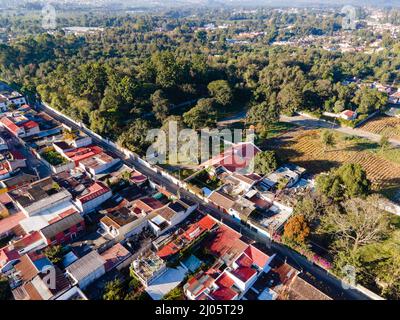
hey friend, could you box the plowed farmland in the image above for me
[359,116,400,141]
[271,129,400,191]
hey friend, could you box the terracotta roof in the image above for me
[157,206,177,222]
[244,245,270,270]
[201,142,260,173]
[231,266,257,283]
[235,253,253,268]
[157,242,180,259]
[15,254,40,282]
[0,211,25,236]
[21,120,38,130]
[12,231,43,251]
[183,215,216,241]
[77,182,110,204]
[210,287,238,300]
[215,272,235,288]
[100,216,121,230]
[133,197,163,213]
[100,243,131,272]
[208,225,247,261]
[286,277,332,300]
[1,117,20,135]
[65,145,103,163]
[130,170,148,184]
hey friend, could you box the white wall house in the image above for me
[75,182,112,214]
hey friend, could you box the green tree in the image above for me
[103,279,125,301]
[183,98,216,130]
[352,87,388,114]
[151,89,170,122]
[316,163,371,201]
[207,80,233,108]
[253,151,278,175]
[117,119,152,154]
[44,245,63,264]
[320,130,336,151]
[379,134,390,152]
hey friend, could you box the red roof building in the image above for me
[201,142,261,174]
[65,145,103,166]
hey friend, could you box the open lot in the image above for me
[270,129,400,199]
[359,115,400,141]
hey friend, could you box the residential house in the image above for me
[149,200,198,236]
[56,286,88,300]
[0,116,40,138]
[66,250,106,289]
[100,243,132,272]
[340,110,358,121]
[78,152,120,177]
[40,210,85,245]
[0,90,26,111]
[75,181,112,214]
[183,223,275,300]
[131,252,167,287]
[201,142,261,174]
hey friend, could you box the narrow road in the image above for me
[39,103,372,300]
[281,114,400,147]
[217,111,400,147]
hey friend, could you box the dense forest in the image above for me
[1,9,398,153]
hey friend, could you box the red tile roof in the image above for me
[235,253,253,268]
[201,142,260,173]
[208,225,248,261]
[1,117,20,135]
[65,145,103,164]
[77,182,110,204]
[133,197,164,213]
[183,215,216,241]
[0,246,20,267]
[210,287,238,300]
[231,266,257,283]
[20,120,39,130]
[244,245,270,270]
[0,211,26,236]
[12,231,43,251]
[101,243,131,272]
[130,170,148,184]
[215,272,235,289]
[157,242,180,259]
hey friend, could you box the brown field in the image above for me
[359,116,400,141]
[271,129,400,192]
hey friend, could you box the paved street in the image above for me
[217,111,400,147]
[39,103,372,300]
[280,114,400,147]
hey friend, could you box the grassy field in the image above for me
[271,129,400,200]
[359,115,400,141]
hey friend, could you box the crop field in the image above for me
[271,129,400,195]
[359,116,400,141]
